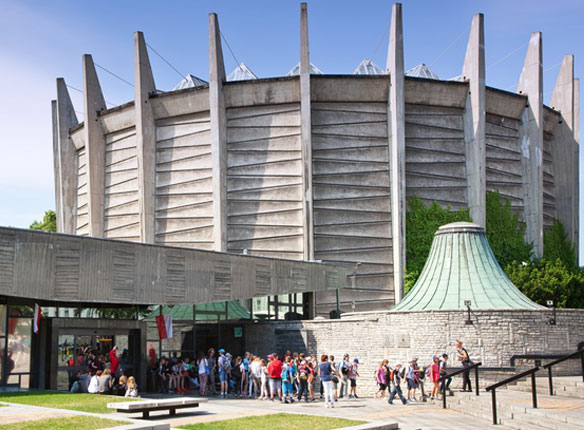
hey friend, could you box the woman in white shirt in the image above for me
[88,370,101,394]
[197,352,209,396]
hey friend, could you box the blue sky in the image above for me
[0,0,582,253]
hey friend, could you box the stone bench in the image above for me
[107,397,207,419]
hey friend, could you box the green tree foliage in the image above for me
[543,219,577,270]
[506,259,584,309]
[30,210,57,232]
[405,197,471,286]
[485,192,532,268]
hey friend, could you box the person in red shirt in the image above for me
[267,353,283,401]
[109,346,119,378]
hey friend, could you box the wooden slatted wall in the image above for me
[154,112,214,250]
[312,102,393,312]
[104,127,140,240]
[543,132,556,229]
[76,147,89,236]
[485,113,524,214]
[226,103,304,259]
[405,104,467,209]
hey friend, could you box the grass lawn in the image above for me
[0,416,123,430]
[178,413,367,430]
[0,391,136,414]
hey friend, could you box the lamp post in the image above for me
[464,300,473,325]
[547,300,556,325]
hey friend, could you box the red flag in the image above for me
[156,314,173,340]
[33,303,41,334]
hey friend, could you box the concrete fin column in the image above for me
[550,55,576,245]
[386,2,405,304]
[82,54,107,238]
[54,78,79,234]
[51,101,60,232]
[134,32,157,243]
[573,77,579,256]
[462,13,486,227]
[300,2,314,261]
[517,32,544,257]
[209,13,227,251]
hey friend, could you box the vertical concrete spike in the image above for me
[82,54,106,237]
[209,13,227,251]
[517,32,544,257]
[51,100,60,233]
[134,31,156,243]
[574,78,579,256]
[550,55,576,245]
[462,13,486,227]
[300,2,314,262]
[55,78,79,234]
[387,2,405,304]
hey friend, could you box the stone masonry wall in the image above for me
[244,309,584,396]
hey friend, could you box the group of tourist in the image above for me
[155,348,361,408]
[373,340,473,405]
[69,345,139,397]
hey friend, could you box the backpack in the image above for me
[342,361,351,374]
[299,366,308,381]
[281,365,290,381]
[388,369,395,382]
[220,356,230,371]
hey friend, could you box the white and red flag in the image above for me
[33,303,41,334]
[156,313,173,340]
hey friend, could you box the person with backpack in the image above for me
[404,359,418,401]
[439,353,453,397]
[296,359,310,402]
[348,358,360,398]
[232,356,243,397]
[387,363,407,405]
[281,356,295,404]
[374,359,389,399]
[217,348,231,398]
[456,340,473,392]
[267,353,283,401]
[338,354,352,398]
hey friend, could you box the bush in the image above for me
[505,259,584,309]
[485,191,533,269]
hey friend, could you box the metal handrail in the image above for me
[510,353,570,367]
[439,361,482,409]
[542,348,584,396]
[485,366,540,425]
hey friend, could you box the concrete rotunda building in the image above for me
[51,3,580,316]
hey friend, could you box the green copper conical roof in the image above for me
[393,222,543,311]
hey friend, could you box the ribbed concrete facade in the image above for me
[52,3,580,315]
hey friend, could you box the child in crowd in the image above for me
[348,358,359,398]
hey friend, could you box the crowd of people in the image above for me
[68,345,140,398]
[154,349,361,408]
[152,340,473,409]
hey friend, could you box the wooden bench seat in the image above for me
[108,397,207,419]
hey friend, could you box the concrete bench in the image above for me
[107,397,207,419]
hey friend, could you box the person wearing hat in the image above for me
[217,349,231,398]
[348,358,360,399]
[388,363,407,405]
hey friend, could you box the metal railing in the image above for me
[485,366,540,425]
[439,361,482,409]
[542,348,584,396]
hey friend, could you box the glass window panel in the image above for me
[58,307,78,318]
[7,314,32,383]
[0,304,6,336]
[278,294,290,305]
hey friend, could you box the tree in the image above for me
[543,219,577,270]
[30,210,57,232]
[405,197,471,291]
[485,192,532,269]
[506,259,584,309]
